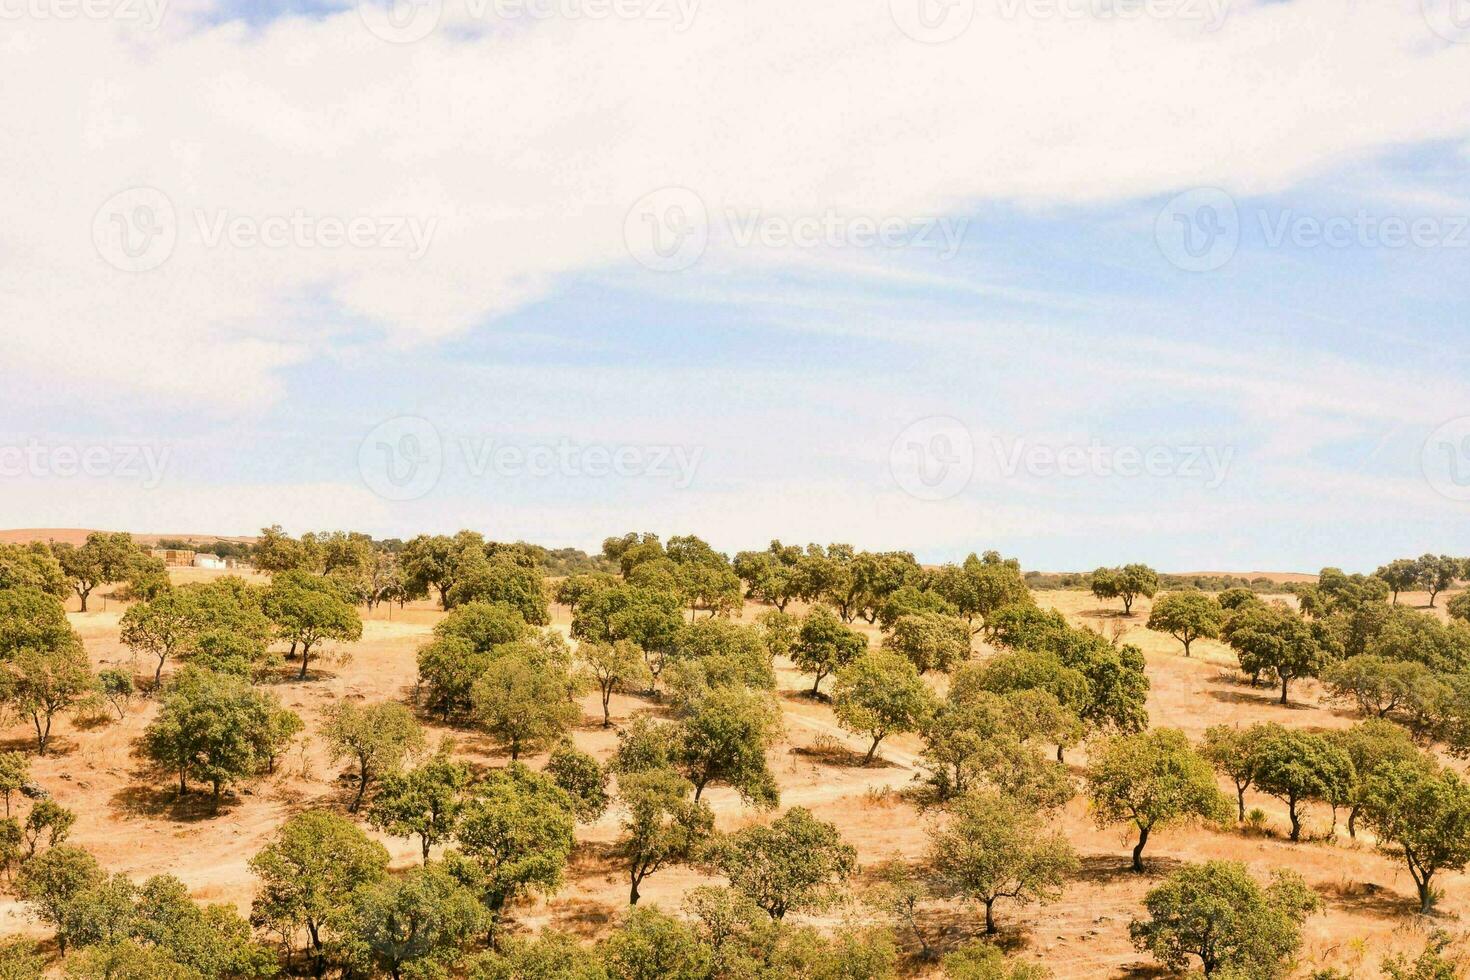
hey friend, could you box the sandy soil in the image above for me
[1,573,1466,977]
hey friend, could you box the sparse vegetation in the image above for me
[0,530,1465,976]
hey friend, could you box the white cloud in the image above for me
[3,0,1470,412]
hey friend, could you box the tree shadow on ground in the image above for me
[543,898,619,939]
[258,665,342,685]
[0,735,44,754]
[1074,853,1187,886]
[108,783,241,823]
[1206,688,1311,711]
[788,741,901,770]
[1316,878,1423,921]
[1079,607,1135,621]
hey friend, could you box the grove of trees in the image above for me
[2,527,1468,979]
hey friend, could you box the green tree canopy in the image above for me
[614,768,714,905]
[53,532,143,612]
[546,740,610,823]
[927,789,1077,935]
[1130,861,1320,978]
[1222,602,1337,704]
[1090,564,1159,616]
[16,844,103,954]
[264,571,363,679]
[0,543,69,600]
[791,605,868,697]
[881,612,971,674]
[446,551,550,624]
[4,642,94,755]
[708,806,856,919]
[333,862,486,980]
[142,668,300,797]
[1360,760,1470,912]
[832,650,934,765]
[1146,591,1225,657]
[1086,729,1230,871]
[450,765,576,923]
[0,587,75,659]
[1248,726,1353,841]
[249,810,390,966]
[674,685,783,806]
[322,699,425,812]
[471,650,582,760]
[369,750,472,863]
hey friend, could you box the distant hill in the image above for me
[1173,570,1318,584]
[0,528,257,547]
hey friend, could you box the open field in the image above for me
[2,568,1466,977]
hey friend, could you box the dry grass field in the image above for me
[1,568,1465,978]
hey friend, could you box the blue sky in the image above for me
[2,0,1469,571]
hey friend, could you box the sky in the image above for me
[2,0,1470,572]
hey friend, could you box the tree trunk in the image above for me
[1348,807,1358,839]
[629,875,642,905]
[1418,875,1434,913]
[1183,637,1192,657]
[864,735,882,766]
[1288,799,1302,841]
[984,899,997,935]
[352,771,368,812]
[811,674,822,697]
[602,689,613,728]
[1280,676,1290,705]
[1056,744,1065,763]
[1132,825,1150,872]
[1235,787,1246,822]
[78,588,91,612]
[298,647,311,680]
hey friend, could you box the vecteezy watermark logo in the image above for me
[890,0,975,43]
[0,0,169,28]
[1422,417,1470,502]
[625,187,710,272]
[1155,187,1240,273]
[458,439,704,487]
[1423,0,1470,43]
[890,417,976,501]
[990,437,1234,488]
[359,0,444,44]
[194,210,437,259]
[0,440,171,489]
[995,0,1230,31]
[359,417,444,502]
[93,187,178,273]
[1157,187,1470,272]
[358,419,705,500]
[93,190,439,272]
[1256,210,1470,250]
[358,0,698,42]
[725,210,969,259]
